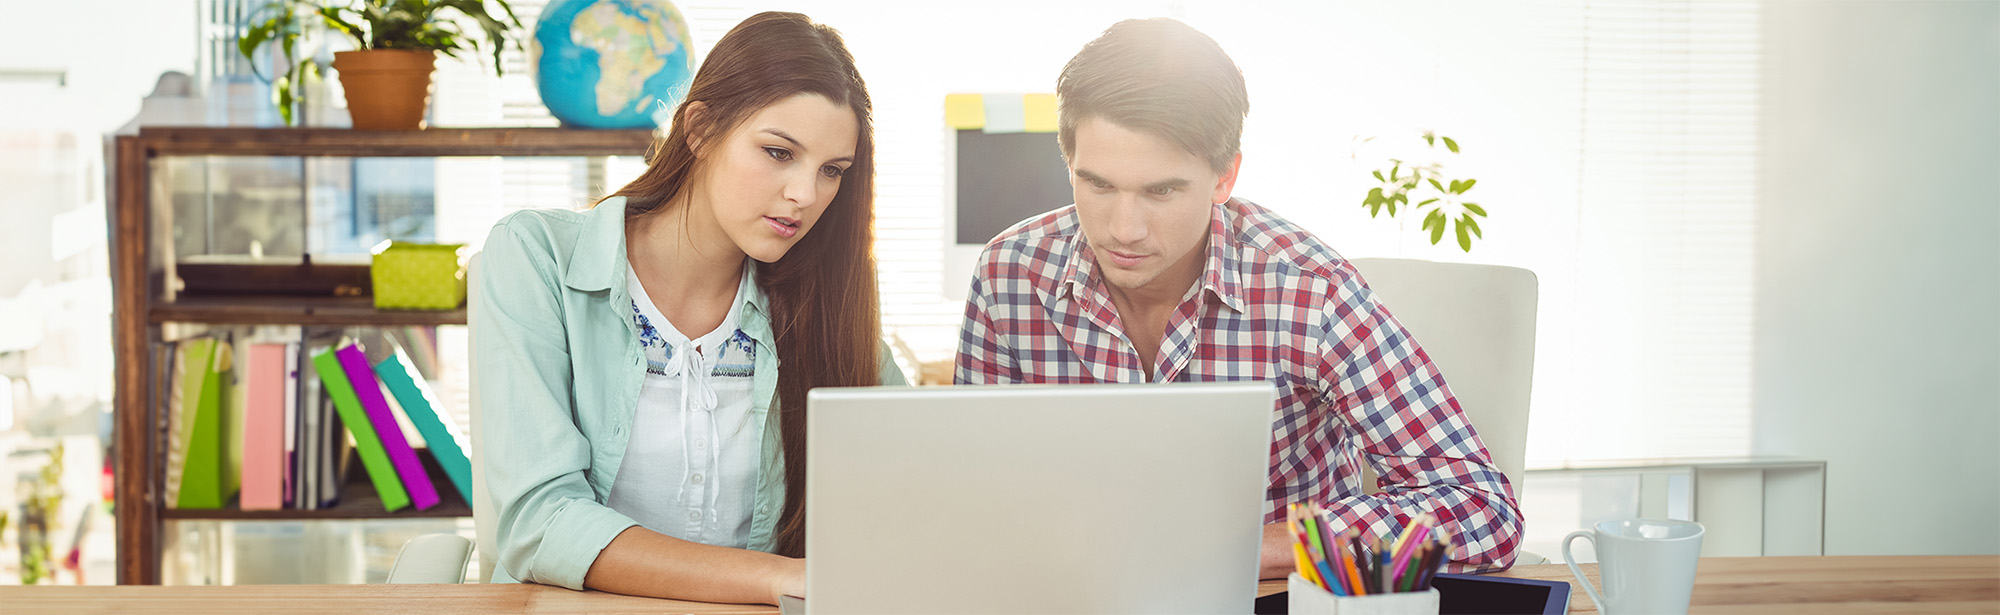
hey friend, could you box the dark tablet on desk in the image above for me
[1250,574,1570,615]
[1432,573,1570,615]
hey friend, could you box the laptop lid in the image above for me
[804,382,1275,614]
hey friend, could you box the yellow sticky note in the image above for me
[944,93,985,130]
[1023,93,1058,133]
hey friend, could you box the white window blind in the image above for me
[428,0,1761,464]
[1189,0,1760,464]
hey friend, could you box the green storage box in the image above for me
[371,241,468,310]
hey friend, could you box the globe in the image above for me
[531,0,696,129]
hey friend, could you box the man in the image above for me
[954,18,1521,576]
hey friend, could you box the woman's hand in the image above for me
[766,556,806,605]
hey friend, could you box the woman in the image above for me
[472,12,901,605]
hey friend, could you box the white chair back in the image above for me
[1347,258,1538,491]
[467,252,497,581]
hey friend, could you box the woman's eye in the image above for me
[765,147,793,162]
[821,164,846,179]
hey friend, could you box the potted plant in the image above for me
[239,0,523,129]
[1358,131,1490,251]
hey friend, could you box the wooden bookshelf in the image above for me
[150,296,466,327]
[110,127,655,584]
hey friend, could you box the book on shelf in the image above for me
[177,339,233,509]
[312,342,412,512]
[240,342,288,510]
[162,338,208,509]
[281,341,300,508]
[336,343,441,511]
[375,347,473,502]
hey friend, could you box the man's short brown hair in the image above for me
[1056,18,1249,174]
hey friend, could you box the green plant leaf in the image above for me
[1390,163,1400,182]
[1368,200,1383,217]
[1455,219,1472,251]
[1366,187,1384,204]
[1427,178,1445,192]
[238,21,275,63]
[1448,179,1463,193]
[1429,211,1447,244]
[1442,136,1460,153]
[1463,202,1487,217]
[1424,133,1435,147]
[317,7,367,48]
[437,0,522,76]
[1418,198,1438,207]
[1458,178,1477,194]
[1465,214,1483,238]
[1372,170,1385,182]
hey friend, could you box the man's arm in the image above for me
[1307,275,1523,573]
[955,273,1022,384]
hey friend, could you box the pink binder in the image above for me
[240,343,289,511]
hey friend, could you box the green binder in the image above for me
[311,345,410,512]
[177,340,231,509]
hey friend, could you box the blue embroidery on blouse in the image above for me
[632,300,673,375]
[711,330,756,378]
[630,299,755,379]
[633,300,669,350]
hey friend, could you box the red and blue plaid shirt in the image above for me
[955,198,1522,571]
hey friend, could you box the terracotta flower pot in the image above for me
[331,49,437,130]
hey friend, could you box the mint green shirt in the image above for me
[472,196,906,588]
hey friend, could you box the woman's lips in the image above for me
[765,216,799,238]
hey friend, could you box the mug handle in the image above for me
[1563,530,1608,613]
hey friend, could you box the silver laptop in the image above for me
[798,382,1275,614]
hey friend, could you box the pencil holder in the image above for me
[1289,573,1440,615]
[370,241,468,310]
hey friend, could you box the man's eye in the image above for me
[1149,186,1177,197]
[1090,179,1113,191]
[765,147,793,162]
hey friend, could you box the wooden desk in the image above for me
[6,556,1994,614]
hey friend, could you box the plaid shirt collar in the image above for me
[1055,200,1248,314]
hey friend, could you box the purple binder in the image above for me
[335,344,441,510]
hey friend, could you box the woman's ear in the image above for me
[682,101,712,157]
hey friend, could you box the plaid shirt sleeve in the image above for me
[956,273,1022,385]
[1313,274,1523,572]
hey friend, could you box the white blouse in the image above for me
[605,261,763,548]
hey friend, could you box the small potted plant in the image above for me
[1358,131,1490,252]
[239,0,523,129]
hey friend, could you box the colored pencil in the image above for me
[1293,542,1325,589]
[1388,513,1433,558]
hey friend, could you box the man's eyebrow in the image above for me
[1075,168,1191,192]
[762,128,853,164]
[1074,168,1113,186]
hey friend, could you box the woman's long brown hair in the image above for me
[599,11,880,557]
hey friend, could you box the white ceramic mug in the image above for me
[1563,519,1705,615]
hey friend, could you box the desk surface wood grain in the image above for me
[6,555,1994,614]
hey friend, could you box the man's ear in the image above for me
[682,101,712,157]
[1210,152,1244,205]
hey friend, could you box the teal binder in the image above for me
[373,350,473,503]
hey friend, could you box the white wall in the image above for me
[1754,0,2000,556]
